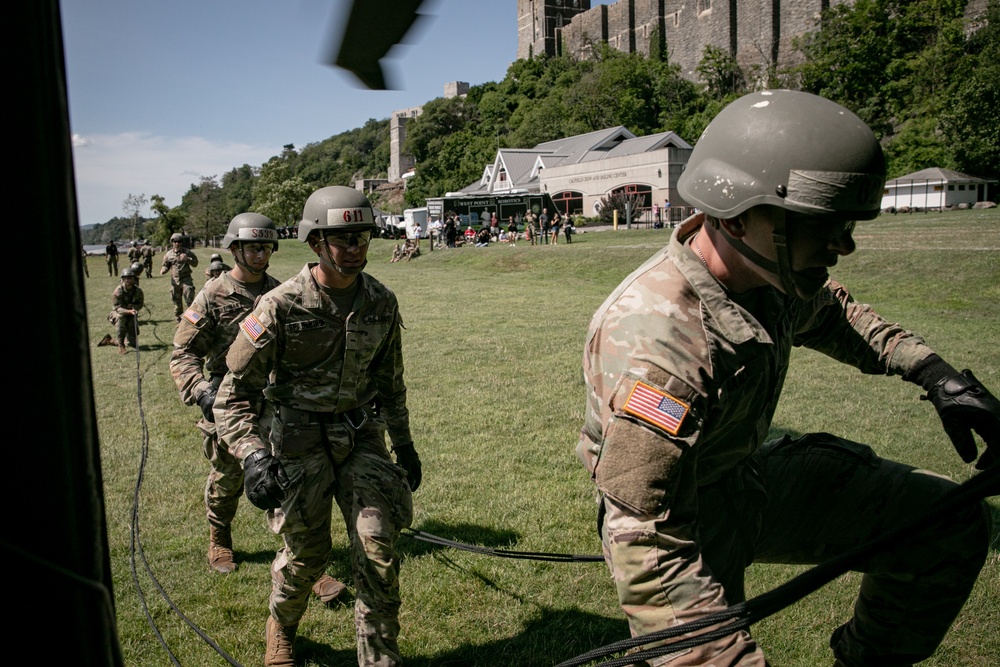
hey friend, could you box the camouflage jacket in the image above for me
[161,248,199,283]
[577,213,936,516]
[140,246,155,264]
[112,284,144,315]
[127,247,142,263]
[170,271,280,407]
[215,264,413,462]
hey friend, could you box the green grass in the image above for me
[86,210,1000,666]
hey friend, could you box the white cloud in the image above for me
[71,132,278,227]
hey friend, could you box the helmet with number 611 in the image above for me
[298,186,376,242]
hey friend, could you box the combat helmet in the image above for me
[209,260,225,275]
[170,232,184,243]
[298,186,375,242]
[120,266,137,279]
[678,90,885,221]
[130,262,143,276]
[677,90,885,299]
[222,212,279,250]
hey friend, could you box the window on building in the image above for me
[669,12,680,27]
[552,191,584,215]
[698,0,712,15]
[612,184,653,210]
[933,185,943,191]
[958,185,966,190]
[948,185,955,191]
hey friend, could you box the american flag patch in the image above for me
[240,314,266,341]
[623,381,689,435]
[182,309,202,325]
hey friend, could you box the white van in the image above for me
[403,207,428,239]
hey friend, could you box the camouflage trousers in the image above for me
[601,432,991,667]
[113,312,139,347]
[169,278,196,318]
[266,418,413,666]
[199,421,243,530]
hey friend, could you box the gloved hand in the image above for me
[243,448,289,510]
[924,369,1000,469]
[393,444,422,491]
[198,385,217,423]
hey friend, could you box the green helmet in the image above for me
[678,90,885,221]
[222,213,279,250]
[298,186,376,242]
[130,262,143,275]
[120,267,137,279]
[209,260,225,274]
[169,232,184,243]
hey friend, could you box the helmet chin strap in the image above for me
[317,244,366,276]
[233,245,269,276]
[715,215,807,298]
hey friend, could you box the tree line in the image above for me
[81,0,999,247]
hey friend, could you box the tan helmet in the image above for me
[222,213,279,250]
[298,186,376,242]
[678,90,885,221]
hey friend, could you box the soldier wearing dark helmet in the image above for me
[578,90,997,667]
[205,253,232,279]
[215,187,421,667]
[160,232,199,322]
[110,266,143,354]
[171,213,282,575]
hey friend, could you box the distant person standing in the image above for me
[105,239,119,276]
[550,212,562,245]
[539,208,550,245]
[141,240,155,278]
[160,233,199,322]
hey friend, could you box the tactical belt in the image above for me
[278,404,372,431]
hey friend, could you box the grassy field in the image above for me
[86,209,999,667]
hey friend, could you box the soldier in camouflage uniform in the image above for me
[205,253,233,279]
[578,91,997,667]
[215,186,422,667]
[160,232,199,321]
[110,266,143,354]
[140,239,155,278]
[170,214,278,572]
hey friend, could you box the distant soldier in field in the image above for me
[578,90,997,667]
[205,253,232,279]
[215,186,421,667]
[160,232,199,322]
[110,266,143,354]
[104,239,119,276]
[140,239,155,278]
[127,241,142,265]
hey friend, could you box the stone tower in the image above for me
[517,0,592,60]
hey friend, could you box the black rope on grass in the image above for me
[126,316,245,667]
[402,529,604,562]
[553,464,999,667]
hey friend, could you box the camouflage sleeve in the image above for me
[134,288,144,312]
[188,251,199,268]
[371,308,413,448]
[169,291,215,406]
[794,280,935,375]
[214,302,277,462]
[111,288,126,314]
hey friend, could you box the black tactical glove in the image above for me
[923,370,1000,470]
[198,385,217,423]
[392,444,422,492]
[243,448,289,510]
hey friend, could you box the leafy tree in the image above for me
[121,193,147,241]
[595,191,644,225]
[180,176,225,244]
[148,194,183,245]
[221,165,257,221]
[251,158,312,227]
[696,45,747,100]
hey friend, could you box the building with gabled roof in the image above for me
[881,168,996,211]
[462,125,693,220]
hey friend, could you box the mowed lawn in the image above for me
[86,209,999,667]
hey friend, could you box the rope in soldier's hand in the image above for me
[553,464,999,667]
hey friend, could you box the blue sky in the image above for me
[62,1,610,227]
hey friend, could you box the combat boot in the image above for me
[208,525,236,573]
[117,339,127,355]
[265,616,297,667]
[311,573,348,604]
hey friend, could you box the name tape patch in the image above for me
[623,381,690,435]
